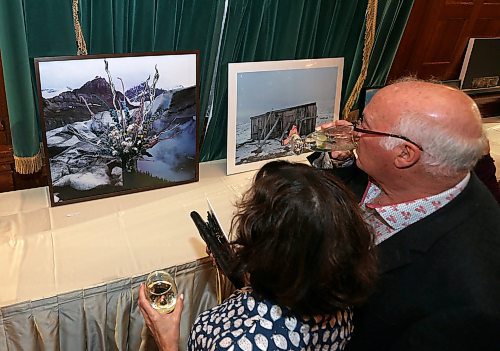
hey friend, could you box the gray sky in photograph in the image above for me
[236,66,339,124]
[38,54,197,94]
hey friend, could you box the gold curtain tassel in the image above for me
[72,0,88,55]
[14,145,43,174]
[343,0,378,121]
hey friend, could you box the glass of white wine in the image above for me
[145,270,178,314]
[324,125,357,151]
[305,125,357,152]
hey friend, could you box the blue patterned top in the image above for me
[188,288,353,350]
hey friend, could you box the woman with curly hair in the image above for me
[139,160,377,351]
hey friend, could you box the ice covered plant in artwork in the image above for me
[81,60,179,172]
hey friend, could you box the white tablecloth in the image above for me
[0,159,267,307]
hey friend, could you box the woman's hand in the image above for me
[138,283,185,351]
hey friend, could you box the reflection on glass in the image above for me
[145,270,178,314]
[304,125,357,152]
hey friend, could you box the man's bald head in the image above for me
[364,79,487,178]
[376,80,483,140]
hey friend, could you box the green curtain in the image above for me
[364,0,414,86]
[200,0,367,161]
[0,0,226,172]
[0,0,44,173]
[341,0,414,120]
[0,0,413,170]
[200,0,414,161]
[76,0,226,141]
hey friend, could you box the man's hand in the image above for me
[138,283,184,351]
[318,119,352,130]
[319,120,355,161]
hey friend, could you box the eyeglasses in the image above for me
[352,120,424,151]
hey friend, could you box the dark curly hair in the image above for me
[230,160,377,316]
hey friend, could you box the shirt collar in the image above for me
[362,173,470,231]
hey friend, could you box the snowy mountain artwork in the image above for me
[35,52,199,206]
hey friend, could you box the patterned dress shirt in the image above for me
[360,174,470,244]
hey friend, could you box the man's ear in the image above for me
[394,143,421,169]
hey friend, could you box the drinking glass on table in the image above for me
[145,270,178,314]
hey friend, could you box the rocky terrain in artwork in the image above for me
[42,77,168,131]
[43,82,197,203]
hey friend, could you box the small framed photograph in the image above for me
[459,37,500,90]
[35,51,199,206]
[358,86,383,115]
[227,58,344,175]
[441,79,461,90]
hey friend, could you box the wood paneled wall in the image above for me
[389,0,500,81]
[388,0,500,118]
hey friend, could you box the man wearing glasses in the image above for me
[310,79,500,351]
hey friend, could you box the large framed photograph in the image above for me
[227,58,343,175]
[35,51,199,206]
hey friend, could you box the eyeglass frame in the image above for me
[351,120,424,151]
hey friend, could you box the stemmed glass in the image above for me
[145,270,178,314]
[304,125,357,152]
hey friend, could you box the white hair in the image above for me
[380,112,487,177]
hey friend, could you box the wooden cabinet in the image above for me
[0,53,15,192]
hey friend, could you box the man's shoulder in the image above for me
[420,173,499,228]
[388,176,500,255]
[450,173,500,225]
[348,174,500,351]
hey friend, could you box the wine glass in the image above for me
[145,270,178,314]
[304,125,357,152]
[324,125,357,151]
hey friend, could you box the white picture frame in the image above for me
[227,58,344,175]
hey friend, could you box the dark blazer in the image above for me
[473,153,500,204]
[323,163,500,351]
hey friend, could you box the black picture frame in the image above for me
[441,79,461,89]
[34,51,200,206]
[459,37,500,90]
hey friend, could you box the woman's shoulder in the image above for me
[192,289,251,326]
[190,288,354,350]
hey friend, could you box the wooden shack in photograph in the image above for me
[249,102,317,141]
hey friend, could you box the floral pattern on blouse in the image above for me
[188,288,353,351]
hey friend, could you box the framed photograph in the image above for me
[35,51,199,206]
[441,79,461,90]
[358,86,383,115]
[227,58,344,175]
[459,37,500,90]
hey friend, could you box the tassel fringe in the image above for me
[13,145,43,174]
